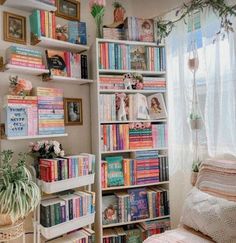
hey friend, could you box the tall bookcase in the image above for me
[91,39,170,243]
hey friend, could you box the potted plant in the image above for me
[190,113,203,130]
[0,150,40,226]
[113,1,125,23]
[191,159,201,186]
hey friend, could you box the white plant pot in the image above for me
[190,118,203,130]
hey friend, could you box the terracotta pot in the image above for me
[191,172,198,186]
[190,118,203,130]
[0,214,13,226]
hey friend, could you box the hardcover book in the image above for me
[102,195,118,225]
[45,50,67,76]
[125,228,142,243]
[68,21,87,45]
[130,46,147,70]
[106,156,124,187]
[127,188,149,221]
[147,93,167,119]
[137,18,154,42]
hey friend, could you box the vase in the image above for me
[191,172,198,186]
[95,15,103,38]
[190,118,203,130]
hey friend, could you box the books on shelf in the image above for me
[39,153,95,182]
[40,190,95,227]
[103,228,126,243]
[99,75,166,92]
[68,21,87,45]
[159,156,169,182]
[103,27,126,40]
[99,43,166,72]
[4,95,38,137]
[152,124,168,148]
[102,186,169,225]
[6,46,45,69]
[30,10,56,39]
[33,87,65,135]
[124,17,154,42]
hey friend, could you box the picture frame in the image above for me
[64,98,83,126]
[56,0,80,21]
[147,93,168,119]
[3,11,26,45]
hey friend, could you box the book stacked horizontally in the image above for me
[6,46,45,69]
[143,77,166,91]
[103,27,125,40]
[33,87,65,135]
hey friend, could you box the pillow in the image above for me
[180,187,236,243]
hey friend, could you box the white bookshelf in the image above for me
[4,133,68,141]
[91,39,169,243]
[43,75,94,85]
[0,0,57,12]
[31,36,90,53]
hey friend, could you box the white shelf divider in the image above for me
[5,133,68,141]
[99,89,166,94]
[40,213,95,240]
[32,36,90,53]
[100,119,167,124]
[0,0,57,12]
[101,147,168,154]
[102,181,169,191]
[44,75,93,85]
[38,174,95,194]
[1,64,49,76]
[103,215,170,228]
[99,69,166,76]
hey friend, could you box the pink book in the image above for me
[9,60,45,69]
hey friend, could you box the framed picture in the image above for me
[3,12,26,45]
[147,93,168,119]
[64,98,83,125]
[56,0,80,21]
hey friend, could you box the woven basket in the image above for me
[0,220,24,242]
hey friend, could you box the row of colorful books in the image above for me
[99,43,166,71]
[102,219,170,243]
[39,153,95,182]
[30,10,87,45]
[50,228,94,243]
[101,153,168,188]
[6,46,45,69]
[46,50,88,79]
[34,87,65,135]
[40,191,95,228]
[99,75,166,91]
[100,93,167,122]
[100,123,167,152]
[102,187,169,225]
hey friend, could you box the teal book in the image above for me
[125,228,142,243]
[30,10,41,38]
[105,156,124,187]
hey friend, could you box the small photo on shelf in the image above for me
[64,98,83,126]
[147,93,167,119]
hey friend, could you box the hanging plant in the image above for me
[156,0,236,41]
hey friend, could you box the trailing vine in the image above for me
[156,0,236,40]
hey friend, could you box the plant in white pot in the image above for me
[0,150,41,226]
[191,159,201,186]
[190,113,203,130]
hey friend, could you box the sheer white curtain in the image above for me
[166,9,236,227]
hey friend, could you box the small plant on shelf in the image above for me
[9,75,32,96]
[0,150,41,226]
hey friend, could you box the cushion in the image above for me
[180,187,236,243]
[143,227,213,243]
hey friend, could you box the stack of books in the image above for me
[124,17,154,42]
[103,27,125,40]
[33,87,65,135]
[152,124,167,148]
[39,153,95,182]
[100,94,116,122]
[99,43,166,72]
[30,10,56,38]
[99,75,124,90]
[100,124,129,152]
[4,95,38,137]
[139,218,171,238]
[129,122,153,149]
[143,77,166,91]
[40,191,95,227]
[103,228,126,243]
[6,46,45,69]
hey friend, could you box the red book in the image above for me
[40,10,45,36]
[52,13,56,39]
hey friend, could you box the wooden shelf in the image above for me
[38,174,95,194]
[44,75,93,85]
[101,148,168,154]
[4,133,68,141]
[32,36,90,53]
[0,64,49,76]
[102,215,170,228]
[99,69,166,76]
[99,89,166,94]
[102,181,169,191]
[100,119,167,124]
[0,0,57,12]
[40,213,95,239]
